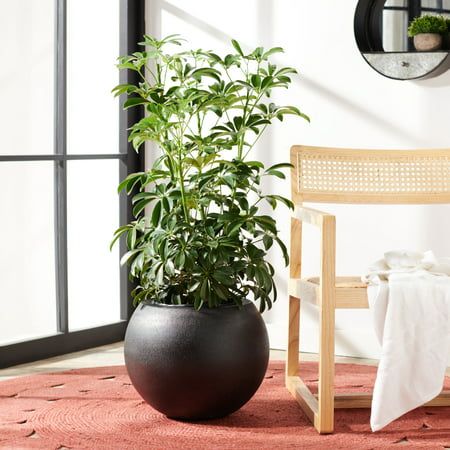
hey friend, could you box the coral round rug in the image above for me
[0,361,449,449]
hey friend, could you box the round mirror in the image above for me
[355,0,450,79]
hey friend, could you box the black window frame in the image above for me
[0,0,145,368]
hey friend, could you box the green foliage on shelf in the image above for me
[408,14,447,37]
[445,17,450,31]
[111,35,309,312]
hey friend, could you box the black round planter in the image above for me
[124,300,269,420]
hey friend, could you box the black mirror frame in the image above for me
[354,0,384,52]
[354,0,450,80]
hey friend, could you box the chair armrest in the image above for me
[291,206,336,308]
[293,206,335,228]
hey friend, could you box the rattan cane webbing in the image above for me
[291,146,450,204]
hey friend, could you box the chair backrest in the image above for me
[291,145,450,204]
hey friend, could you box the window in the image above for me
[0,0,144,367]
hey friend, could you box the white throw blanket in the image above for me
[363,250,450,432]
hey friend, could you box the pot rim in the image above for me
[413,33,443,37]
[140,298,253,309]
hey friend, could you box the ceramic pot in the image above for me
[124,300,269,420]
[413,33,442,51]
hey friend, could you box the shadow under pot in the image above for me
[124,299,269,420]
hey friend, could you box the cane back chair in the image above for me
[287,145,450,434]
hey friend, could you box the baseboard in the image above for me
[268,323,450,366]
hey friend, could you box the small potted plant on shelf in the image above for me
[111,34,309,420]
[408,14,447,51]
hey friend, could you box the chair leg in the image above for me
[317,300,335,434]
[286,295,300,377]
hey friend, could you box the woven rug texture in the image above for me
[0,361,449,449]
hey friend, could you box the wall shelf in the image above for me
[362,51,450,80]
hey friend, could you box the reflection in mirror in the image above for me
[383,1,408,52]
[382,0,450,52]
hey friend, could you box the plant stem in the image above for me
[178,159,189,222]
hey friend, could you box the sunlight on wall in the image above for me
[146,0,450,358]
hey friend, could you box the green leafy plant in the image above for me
[111,34,309,312]
[408,14,447,37]
[445,17,450,31]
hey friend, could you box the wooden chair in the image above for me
[286,145,450,434]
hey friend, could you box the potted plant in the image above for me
[408,14,447,51]
[111,34,308,420]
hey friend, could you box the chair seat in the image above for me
[289,276,369,309]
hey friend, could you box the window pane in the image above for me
[67,160,121,330]
[0,163,56,344]
[384,0,406,6]
[383,10,409,52]
[0,1,54,155]
[67,0,120,154]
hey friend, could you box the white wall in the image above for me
[145,0,450,358]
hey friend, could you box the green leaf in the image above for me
[265,195,277,209]
[254,215,277,234]
[200,278,209,299]
[263,235,273,250]
[175,251,186,268]
[133,198,153,217]
[212,269,234,285]
[117,172,144,194]
[110,225,130,250]
[156,263,164,284]
[120,249,140,266]
[231,39,244,56]
[246,160,265,169]
[194,295,204,311]
[165,259,175,275]
[126,227,137,249]
[111,83,137,97]
[124,97,148,109]
[250,74,261,88]
[261,76,274,90]
[275,236,289,266]
[265,169,285,179]
[266,162,293,171]
[265,194,294,210]
[151,201,162,226]
[263,47,284,59]
[227,220,244,236]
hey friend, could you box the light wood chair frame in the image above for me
[286,145,450,434]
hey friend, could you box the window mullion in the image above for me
[119,0,145,321]
[54,0,68,334]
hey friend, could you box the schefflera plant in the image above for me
[111,34,309,312]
